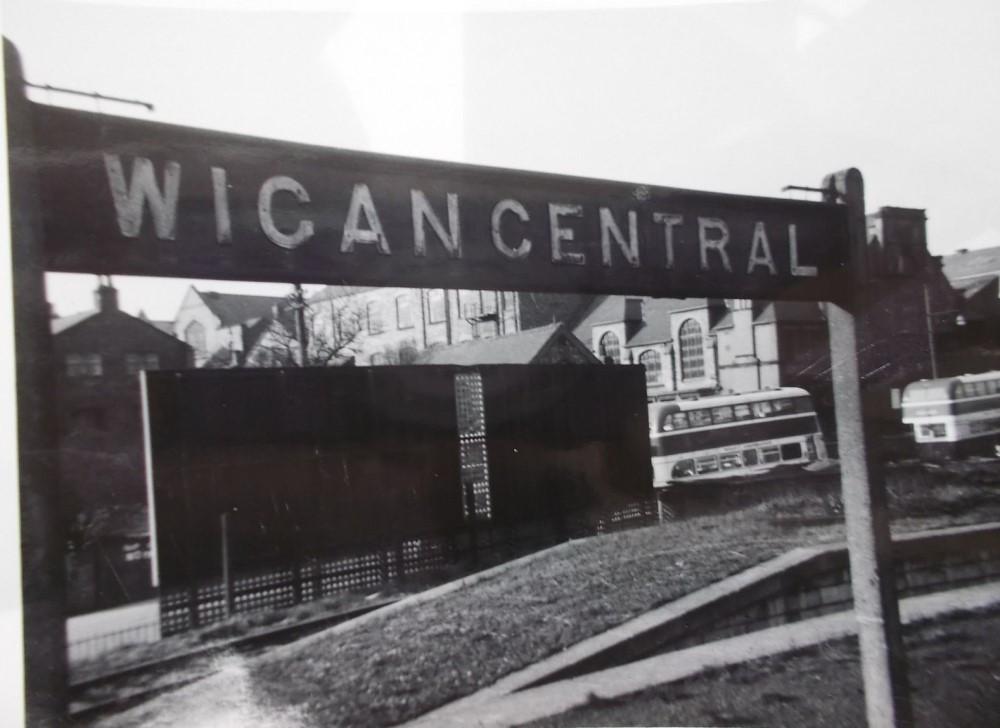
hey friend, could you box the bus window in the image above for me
[772,399,794,414]
[689,410,712,427]
[955,383,966,398]
[733,404,753,420]
[918,423,946,439]
[712,406,735,424]
[753,400,773,418]
[780,442,803,461]
[742,449,759,466]
[672,459,695,478]
[671,413,689,430]
[719,453,742,470]
[793,397,814,413]
[695,456,719,474]
[658,414,674,432]
[761,446,781,463]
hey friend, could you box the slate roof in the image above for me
[138,310,175,336]
[571,296,705,346]
[51,309,96,335]
[941,246,1000,285]
[51,307,190,346]
[414,323,593,365]
[953,275,997,299]
[198,290,286,328]
[753,301,826,325]
[628,298,706,345]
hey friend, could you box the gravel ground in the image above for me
[528,606,1000,728]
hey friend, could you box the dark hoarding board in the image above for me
[144,366,463,590]
[142,365,652,601]
[482,365,652,530]
[29,102,849,301]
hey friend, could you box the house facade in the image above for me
[52,280,193,611]
[571,295,826,400]
[173,286,285,367]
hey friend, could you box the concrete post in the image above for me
[823,168,912,728]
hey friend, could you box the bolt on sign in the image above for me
[30,104,849,299]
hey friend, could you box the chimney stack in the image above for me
[94,274,118,312]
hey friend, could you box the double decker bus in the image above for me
[901,371,1000,459]
[648,387,828,488]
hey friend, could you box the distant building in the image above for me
[939,244,1000,374]
[173,286,285,367]
[570,296,827,399]
[241,286,593,367]
[52,279,193,611]
[414,323,600,366]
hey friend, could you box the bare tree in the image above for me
[244,285,368,367]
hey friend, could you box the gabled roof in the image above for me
[138,310,175,336]
[628,298,702,346]
[571,296,705,346]
[753,301,826,325]
[51,306,191,348]
[197,290,285,328]
[941,245,1000,284]
[51,309,96,335]
[414,323,597,365]
[953,275,997,299]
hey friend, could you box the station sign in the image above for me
[28,102,849,300]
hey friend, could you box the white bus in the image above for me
[901,371,1000,459]
[649,387,828,488]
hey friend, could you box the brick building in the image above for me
[52,279,193,610]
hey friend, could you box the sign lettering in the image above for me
[29,103,849,299]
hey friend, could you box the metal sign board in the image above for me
[27,102,849,300]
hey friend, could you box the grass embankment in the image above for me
[101,462,1000,727]
[72,590,411,684]
[530,606,1000,728]
[243,514,849,728]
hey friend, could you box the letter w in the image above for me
[104,154,181,239]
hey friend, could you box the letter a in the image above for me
[746,222,777,274]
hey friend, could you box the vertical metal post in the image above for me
[293,282,307,366]
[5,39,68,725]
[923,284,938,379]
[823,169,912,728]
[221,512,232,617]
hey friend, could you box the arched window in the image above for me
[184,321,206,358]
[639,349,662,385]
[678,319,705,380]
[598,332,621,364]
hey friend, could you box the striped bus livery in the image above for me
[901,371,1000,458]
[648,387,828,488]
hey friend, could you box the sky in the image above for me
[2,0,999,319]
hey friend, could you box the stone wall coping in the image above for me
[408,520,1000,726]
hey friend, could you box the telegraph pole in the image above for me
[823,169,912,728]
